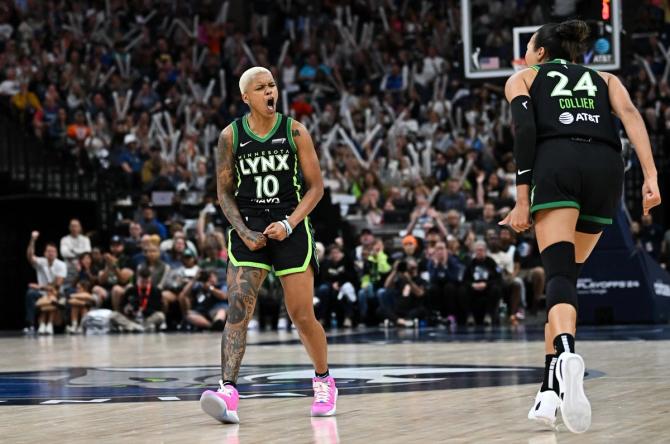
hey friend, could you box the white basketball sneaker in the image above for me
[528,390,560,429]
[556,352,591,433]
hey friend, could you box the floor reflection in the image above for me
[311,417,339,444]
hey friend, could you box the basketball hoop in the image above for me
[512,58,527,72]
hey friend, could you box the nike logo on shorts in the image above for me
[517,169,531,175]
[522,101,528,109]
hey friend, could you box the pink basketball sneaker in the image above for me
[200,380,240,424]
[311,376,338,417]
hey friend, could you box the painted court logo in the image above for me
[0,364,564,406]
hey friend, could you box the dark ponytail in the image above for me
[534,19,590,62]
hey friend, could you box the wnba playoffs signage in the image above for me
[577,278,640,295]
[576,210,670,324]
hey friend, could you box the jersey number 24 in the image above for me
[547,71,597,97]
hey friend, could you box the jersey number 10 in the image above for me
[547,71,598,97]
[254,175,279,198]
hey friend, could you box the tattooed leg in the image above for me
[221,264,267,382]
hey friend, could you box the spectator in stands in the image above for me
[423,226,443,250]
[141,145,164,186]
[378,257,428,327]
[433,151,450,184]
[101,235,134,311]
[516,231,545,314]
[118,133,143,195]
[164,236,187,268]
[446,234,467,263]
[316,244,359,328]
[380,61,406,92]
[460,240,501,326]
[75,252,98,286]
[472,202,500,236]
[138,204,168,239]
[124,222,144,257]
[140,243,170,289]
[0,66,19,96]
[160,228,198,256]
[191,156,211,192]
[357,238,391,325]
[426,241,463,325]
[256,273,286,331]
[199,244,227,283]
[482,173,509,205]
[128,240,171,319]
[445,209,471,241]
[34,285,60,335]
[298,53,322,86]
[405,207,449,241]
[639,213,664,260]
[60,218,92,281]
[354,228,376,263]
[24,231,67,334]
[134,79,161,112]
[164,248,200,325]
[66,280,94,334]
[487,228,524,324]
[110,266,165,332]
[393,235,427,273]
[11,79,41,125]
[437,178,467,213]
[66,110,91,147]
[179,270,228,331]
[34,93,60,140]
[89,247,107,277]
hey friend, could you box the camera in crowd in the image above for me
[197,269,212,283]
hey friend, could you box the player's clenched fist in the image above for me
[263,222,289,241]
[241,230,267,251]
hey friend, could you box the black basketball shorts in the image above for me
[227,208,319,276]
[530,138,624,234]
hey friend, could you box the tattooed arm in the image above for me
[216,125,267,251]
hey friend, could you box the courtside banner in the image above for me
[576,207,670,324]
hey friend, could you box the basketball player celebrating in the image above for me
[200,67,336,423]
[500,21,661,433]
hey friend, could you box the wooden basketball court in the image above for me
[1,325,668,443]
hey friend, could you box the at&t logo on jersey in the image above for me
[559,112,574,124]
[558,112,600,125]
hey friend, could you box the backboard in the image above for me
[462,0,621,78]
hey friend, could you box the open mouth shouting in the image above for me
[266,97,275,112]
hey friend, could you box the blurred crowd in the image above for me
[2,0,668,333]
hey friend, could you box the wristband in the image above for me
[281,219,293,236]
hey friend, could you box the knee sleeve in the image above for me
[541,241,578,312]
